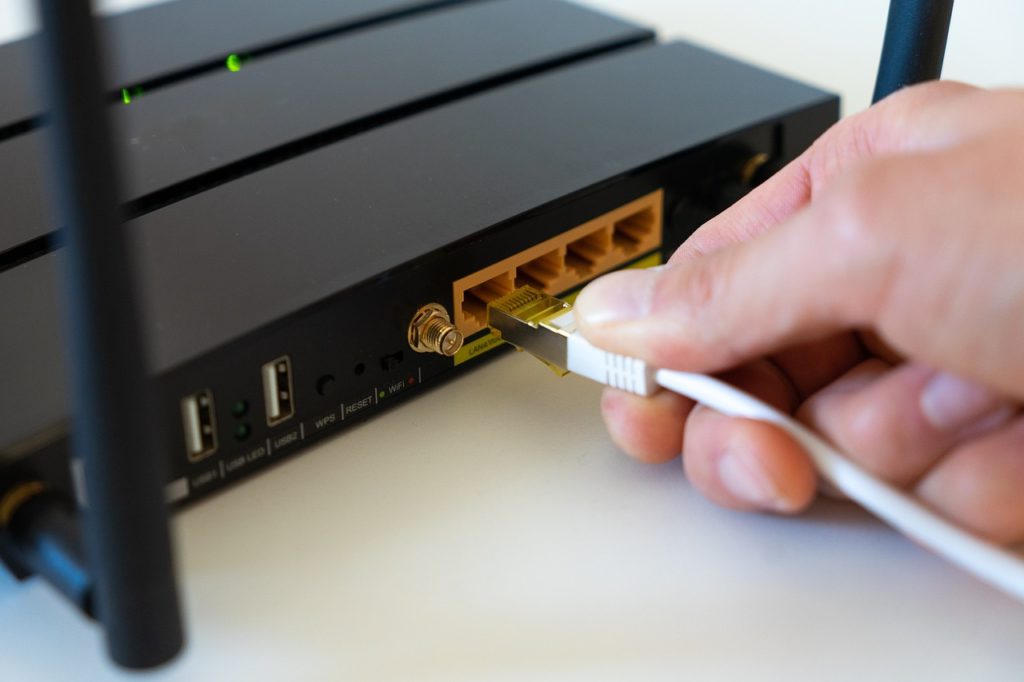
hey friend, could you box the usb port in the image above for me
[262,355,295,426]
[181,390,217,461]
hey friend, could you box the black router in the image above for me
[0,0,950,669]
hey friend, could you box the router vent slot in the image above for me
[453,190,663,335]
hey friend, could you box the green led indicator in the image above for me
[378,390,386,400]
[226,53,245,72]
[120,86,144,105]
[231,400,249,418]
[234,423,251,441]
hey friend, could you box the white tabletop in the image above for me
[2,2,1023,680]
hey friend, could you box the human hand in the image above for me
[574,82,1024,543]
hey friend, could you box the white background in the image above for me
[1,1,1023,680]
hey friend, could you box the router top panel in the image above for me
[0,0,472,135]
[0,0,650,258]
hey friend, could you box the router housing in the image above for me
[0,0,836,527]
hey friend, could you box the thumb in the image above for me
[573,206,884,372]
[574,166,898,372]
[574,148,1024,397]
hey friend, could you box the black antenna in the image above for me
[873,0,954,102]
[35,0,184,669]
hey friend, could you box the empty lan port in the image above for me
[463,271,514,329]
[613,206,657,254]
[262,356,295,426]
[566,227,613,278]
[181,390,217,461]
[453,190,663,335]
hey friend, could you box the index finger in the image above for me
[670,81,978,263]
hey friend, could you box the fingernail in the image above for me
[574,269,656,326]
[920,371,1005,432]
[717,447,789,511]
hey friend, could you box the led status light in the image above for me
[225,53,247,72]
[120,86,144,104]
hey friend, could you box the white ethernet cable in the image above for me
[486,286,1024,603]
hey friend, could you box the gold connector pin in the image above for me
[486,286,574,375]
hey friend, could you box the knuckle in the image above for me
[654,260,735,364]
[841,405,910,479]
[681,260,719,312]
[652,260,718,322]
[805,113,880,187]
[822,163,891,245]
[885,80,977,111]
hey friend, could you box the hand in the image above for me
[574,82,1024,544]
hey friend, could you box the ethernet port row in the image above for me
[453,190,663,335]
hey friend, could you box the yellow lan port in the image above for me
[453,190,662,335]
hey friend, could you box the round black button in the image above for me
[316,374,337,396]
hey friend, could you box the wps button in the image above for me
[316,374,336,397]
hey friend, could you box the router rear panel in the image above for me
[0,1,837,515]
[154,127,806,502]
[1,0,652,257]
